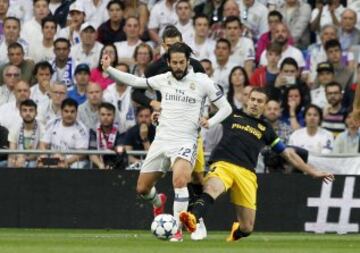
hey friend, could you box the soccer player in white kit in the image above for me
[101,42,232,241]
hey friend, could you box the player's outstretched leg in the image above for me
[136,172,166,217]
[170,159,193,242]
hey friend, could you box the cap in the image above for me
[75,64,90,75]
[80,22,96,33]
[316,62,334,73]
[69,2,85,13]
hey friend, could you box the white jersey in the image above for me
[147,70,223,143]
[41,118,89,169]
[288,127,334,154]
[103,83,136,134]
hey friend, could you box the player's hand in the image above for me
[101,54,111,71]
[200,117,209,129]
[311,170,335,184]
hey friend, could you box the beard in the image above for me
[275,37,287,47]
[171,66,188,80]
[23,118,35,124]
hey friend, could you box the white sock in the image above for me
[141,187,161,207]
[173,187,189,229]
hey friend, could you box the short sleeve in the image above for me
[8,126,19,144]
[148,5,160,30]
[75,125,89,149]
[41,123,52,143]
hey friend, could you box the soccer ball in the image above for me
[151,214,178,240]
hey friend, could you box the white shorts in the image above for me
[140,140,198,173]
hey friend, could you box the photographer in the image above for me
[273,57,311,104]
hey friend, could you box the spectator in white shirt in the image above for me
[175,0,194,45]
[148,0,178,45]
[39,98,89,169]
[0,17,29,66]
[71,22,103,69]
[28,16,57,63]
[187,14,215,61]
[103,63,136,134]
[0,64,20,106]
[238,0,269,40]
[223,16,255,77]
[212,38,237,94]
[311,62,335,110]
[8,99,45,168]
[279,0,311,49]
[333,111,360,154]
[0,80,30,131]
[57,1,86,45]
[30,61,53,109]
[6,0,33,23]
[79,0,110,28]
[310,0,344,34]
[51,38,76,90]
[0,0,9,40]
[114,16,142,66]
[37,82,67,125]
[21,0,50,47]
[260,22,305,69]
[289,104,334,154]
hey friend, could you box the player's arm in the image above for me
[101,55,148,89]
[279,147,334,183]
[201,79,232,128]
[208,97,232,127]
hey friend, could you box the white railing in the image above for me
[0,149,359,174]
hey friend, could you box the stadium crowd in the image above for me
[0,0,359,169]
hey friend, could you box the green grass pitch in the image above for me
[0,229,359,253]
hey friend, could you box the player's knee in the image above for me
[136,183,151,196]
[203,183,221,198]
[172,176,189,188]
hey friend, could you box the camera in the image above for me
[40,157,60,166]
[284,76,296,86]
